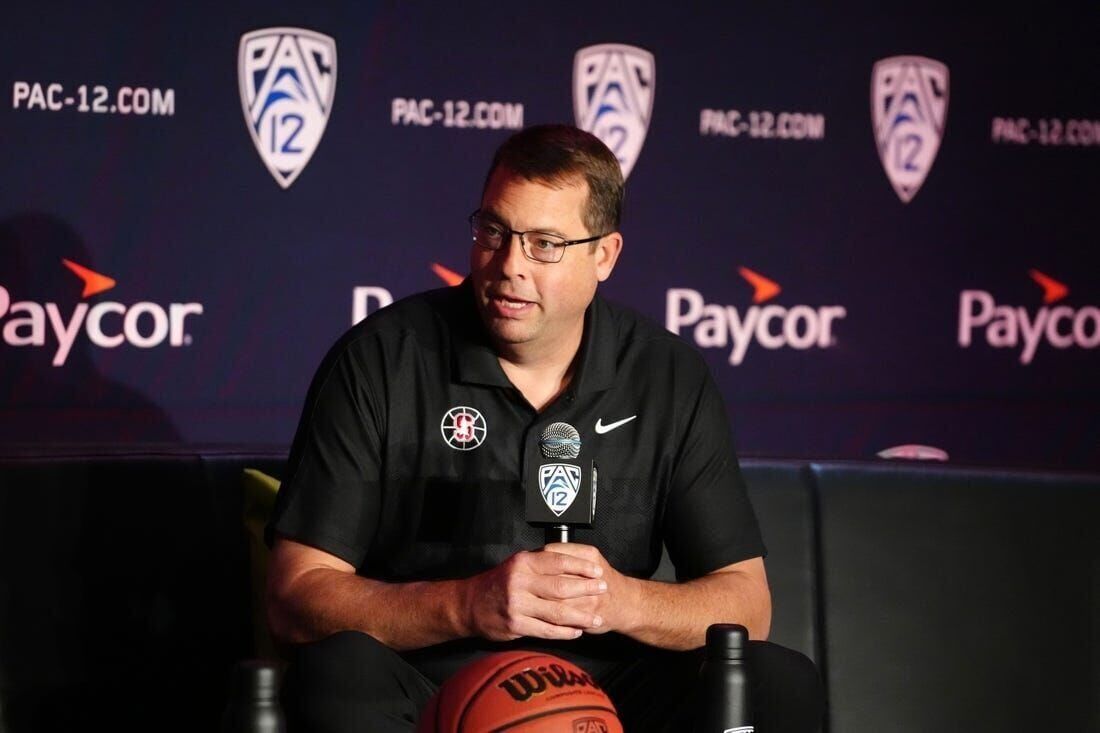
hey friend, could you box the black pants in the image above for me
[281,631,823,732]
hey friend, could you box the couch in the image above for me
[0,447,1096,732]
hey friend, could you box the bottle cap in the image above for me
[705,623,748,660]
[228,659,282,702]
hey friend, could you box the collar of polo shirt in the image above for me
[451,278,617,396]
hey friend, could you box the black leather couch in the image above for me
[0,448,1096,732]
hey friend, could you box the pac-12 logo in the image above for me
[539,464,581,516]
[239,27,337,188]
[871,55,949,203]
[574,44,655,180]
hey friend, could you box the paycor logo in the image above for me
[666,267,846,365]
[0,259,203,366]
[958,270,1098,364]
[352,263,464,324]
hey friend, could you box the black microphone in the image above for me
[525,421,597,544]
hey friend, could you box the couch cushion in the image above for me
[814,461,1100,733]
[742,460,819,664]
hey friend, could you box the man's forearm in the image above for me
[268,566,471,651]
[616,568,771,650]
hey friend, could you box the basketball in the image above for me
[416,651,623,732]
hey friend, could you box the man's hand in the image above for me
[463,549,608,641]
[546,543,639,636]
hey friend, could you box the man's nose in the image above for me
[497,232,529,277]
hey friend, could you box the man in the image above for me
[266,124,822,731]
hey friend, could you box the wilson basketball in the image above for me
[416,651,623,732]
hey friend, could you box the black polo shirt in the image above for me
[269,281,764,584]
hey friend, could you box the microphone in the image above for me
[540,421,582,459]
[525,421,597,544]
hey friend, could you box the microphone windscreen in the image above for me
[539,422,581,459]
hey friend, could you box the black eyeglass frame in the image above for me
[468,209,611,264]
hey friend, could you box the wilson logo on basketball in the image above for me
[417,652,621,732]
[497,663,601,702]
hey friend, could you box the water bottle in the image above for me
[696,623,753,733]
[221,659,286,733]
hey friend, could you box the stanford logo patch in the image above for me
[440,406,486,450]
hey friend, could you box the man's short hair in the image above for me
[483,124,624,235]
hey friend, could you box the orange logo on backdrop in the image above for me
[431,263,464,286]
[61,259,116,297]
[737,266,781,303]
[1028,269,1068,304]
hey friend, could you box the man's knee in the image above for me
[288,630,412,695]
[746,641,825,733]
[282,631,436,733]
[748,641,819,685]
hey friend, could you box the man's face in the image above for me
[470,168,620,357]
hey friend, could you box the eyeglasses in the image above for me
[468,210,609,264]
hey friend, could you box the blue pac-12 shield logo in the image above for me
[573,44,655,180]
[871,55,949,203]
[239,27,337,189]
[539,463,581,517]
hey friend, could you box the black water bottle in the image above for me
[221,659,286,733]
[697,623,753,733]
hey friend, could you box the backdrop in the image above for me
[2,2,1097,470]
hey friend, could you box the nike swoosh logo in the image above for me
[595,415,637,434]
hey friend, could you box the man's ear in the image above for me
[595,233,623,282]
